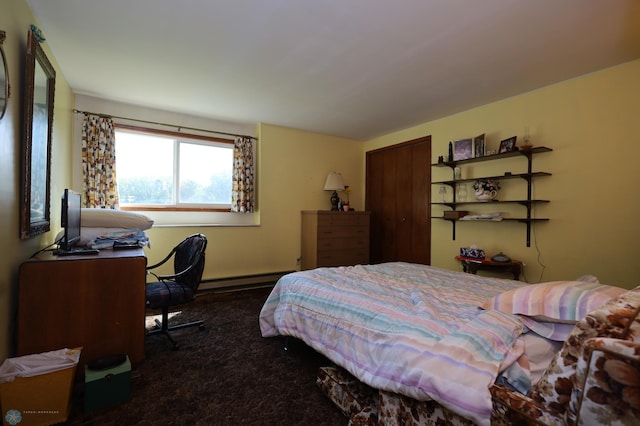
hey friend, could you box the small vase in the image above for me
[456,184,468,202]
[475,190,497,202]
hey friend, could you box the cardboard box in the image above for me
[84,356,131,413]
[0,351,79,426]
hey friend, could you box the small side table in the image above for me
[455,255,523,281]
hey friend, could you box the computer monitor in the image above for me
[59,189,82,251]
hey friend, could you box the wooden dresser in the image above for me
[301,210,370,270]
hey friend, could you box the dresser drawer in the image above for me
[317,248,369,267]
[317,236,368,251]
[317,225,368,239]
[317,214,369,227]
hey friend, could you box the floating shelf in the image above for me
[430,146,552,246]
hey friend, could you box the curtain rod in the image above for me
[73,109,257,140]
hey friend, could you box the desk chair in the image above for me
[145,233,207,349]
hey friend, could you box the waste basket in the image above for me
[0,347,81,426]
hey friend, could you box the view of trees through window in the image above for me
[115,130,233,207]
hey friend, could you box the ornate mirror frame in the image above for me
[0,30,9,120]
[20,29,56,239]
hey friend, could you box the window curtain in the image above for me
[231,136,255,213]
[81,114,119,208]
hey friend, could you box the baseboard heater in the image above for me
[198,270,295,293]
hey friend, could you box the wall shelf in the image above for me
[431,146,552,246]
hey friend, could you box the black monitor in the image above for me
[59,189,82,251]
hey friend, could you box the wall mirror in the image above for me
[20,29,56,239]
[0,30,9,120]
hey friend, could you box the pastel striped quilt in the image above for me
[259,262,526,425]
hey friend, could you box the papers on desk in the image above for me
[459,212,504,221]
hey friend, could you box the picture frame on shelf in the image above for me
[498,136,517,153]
[453,138,473,161]
[473,133,485,158]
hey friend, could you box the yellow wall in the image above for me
[365,59,640,289]
[144,123,364,280]
[0,0,75,360]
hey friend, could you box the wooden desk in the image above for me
[18,249,146,371]
[455,255,522,280]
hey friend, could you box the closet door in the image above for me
[366,136,431,265]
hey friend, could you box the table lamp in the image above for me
[323,172,345,211]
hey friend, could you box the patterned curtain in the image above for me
[81,114,119,208]
[231,136,256,213]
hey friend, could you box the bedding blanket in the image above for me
[259,262,527,426]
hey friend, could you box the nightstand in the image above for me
[455,255,522,281]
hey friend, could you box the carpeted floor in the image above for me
[66,286,346,425]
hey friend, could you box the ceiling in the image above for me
[25,0,640,140]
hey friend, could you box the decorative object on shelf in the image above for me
[453,138,473,161]
[448,142,453,162]
[520,126,532,150]
[323,172,345,211]
[460,245,485,259]
[498,136,518,153]
[472,178,500,201]
[473,133,485,158]
[456,183,468,202]
[454,167,461,180]
[491,252,512,262]
[438,186,447,202]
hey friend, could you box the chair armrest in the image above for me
[490,383,565,426]
[570,337,640,425]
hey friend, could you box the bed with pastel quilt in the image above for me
[259,262,640,425]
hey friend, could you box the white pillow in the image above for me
[81,209,154,230]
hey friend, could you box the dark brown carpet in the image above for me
[66,286,345,425]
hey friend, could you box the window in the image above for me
[115,127,233,210]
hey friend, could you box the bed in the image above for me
[259,262,639,425]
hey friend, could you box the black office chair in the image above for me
[145,233,207,349]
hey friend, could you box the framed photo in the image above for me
[498,136,517,153]
[453,138,473,161]
[473,133,485,158]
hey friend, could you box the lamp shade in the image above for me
[323,172,345,191]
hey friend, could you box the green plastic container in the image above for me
[84,356,131,413]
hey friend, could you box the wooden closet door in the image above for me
[366,148,389,263]
[407,141,430,264]
[366,136,431,265]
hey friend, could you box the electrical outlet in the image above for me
[296,257,301,265]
